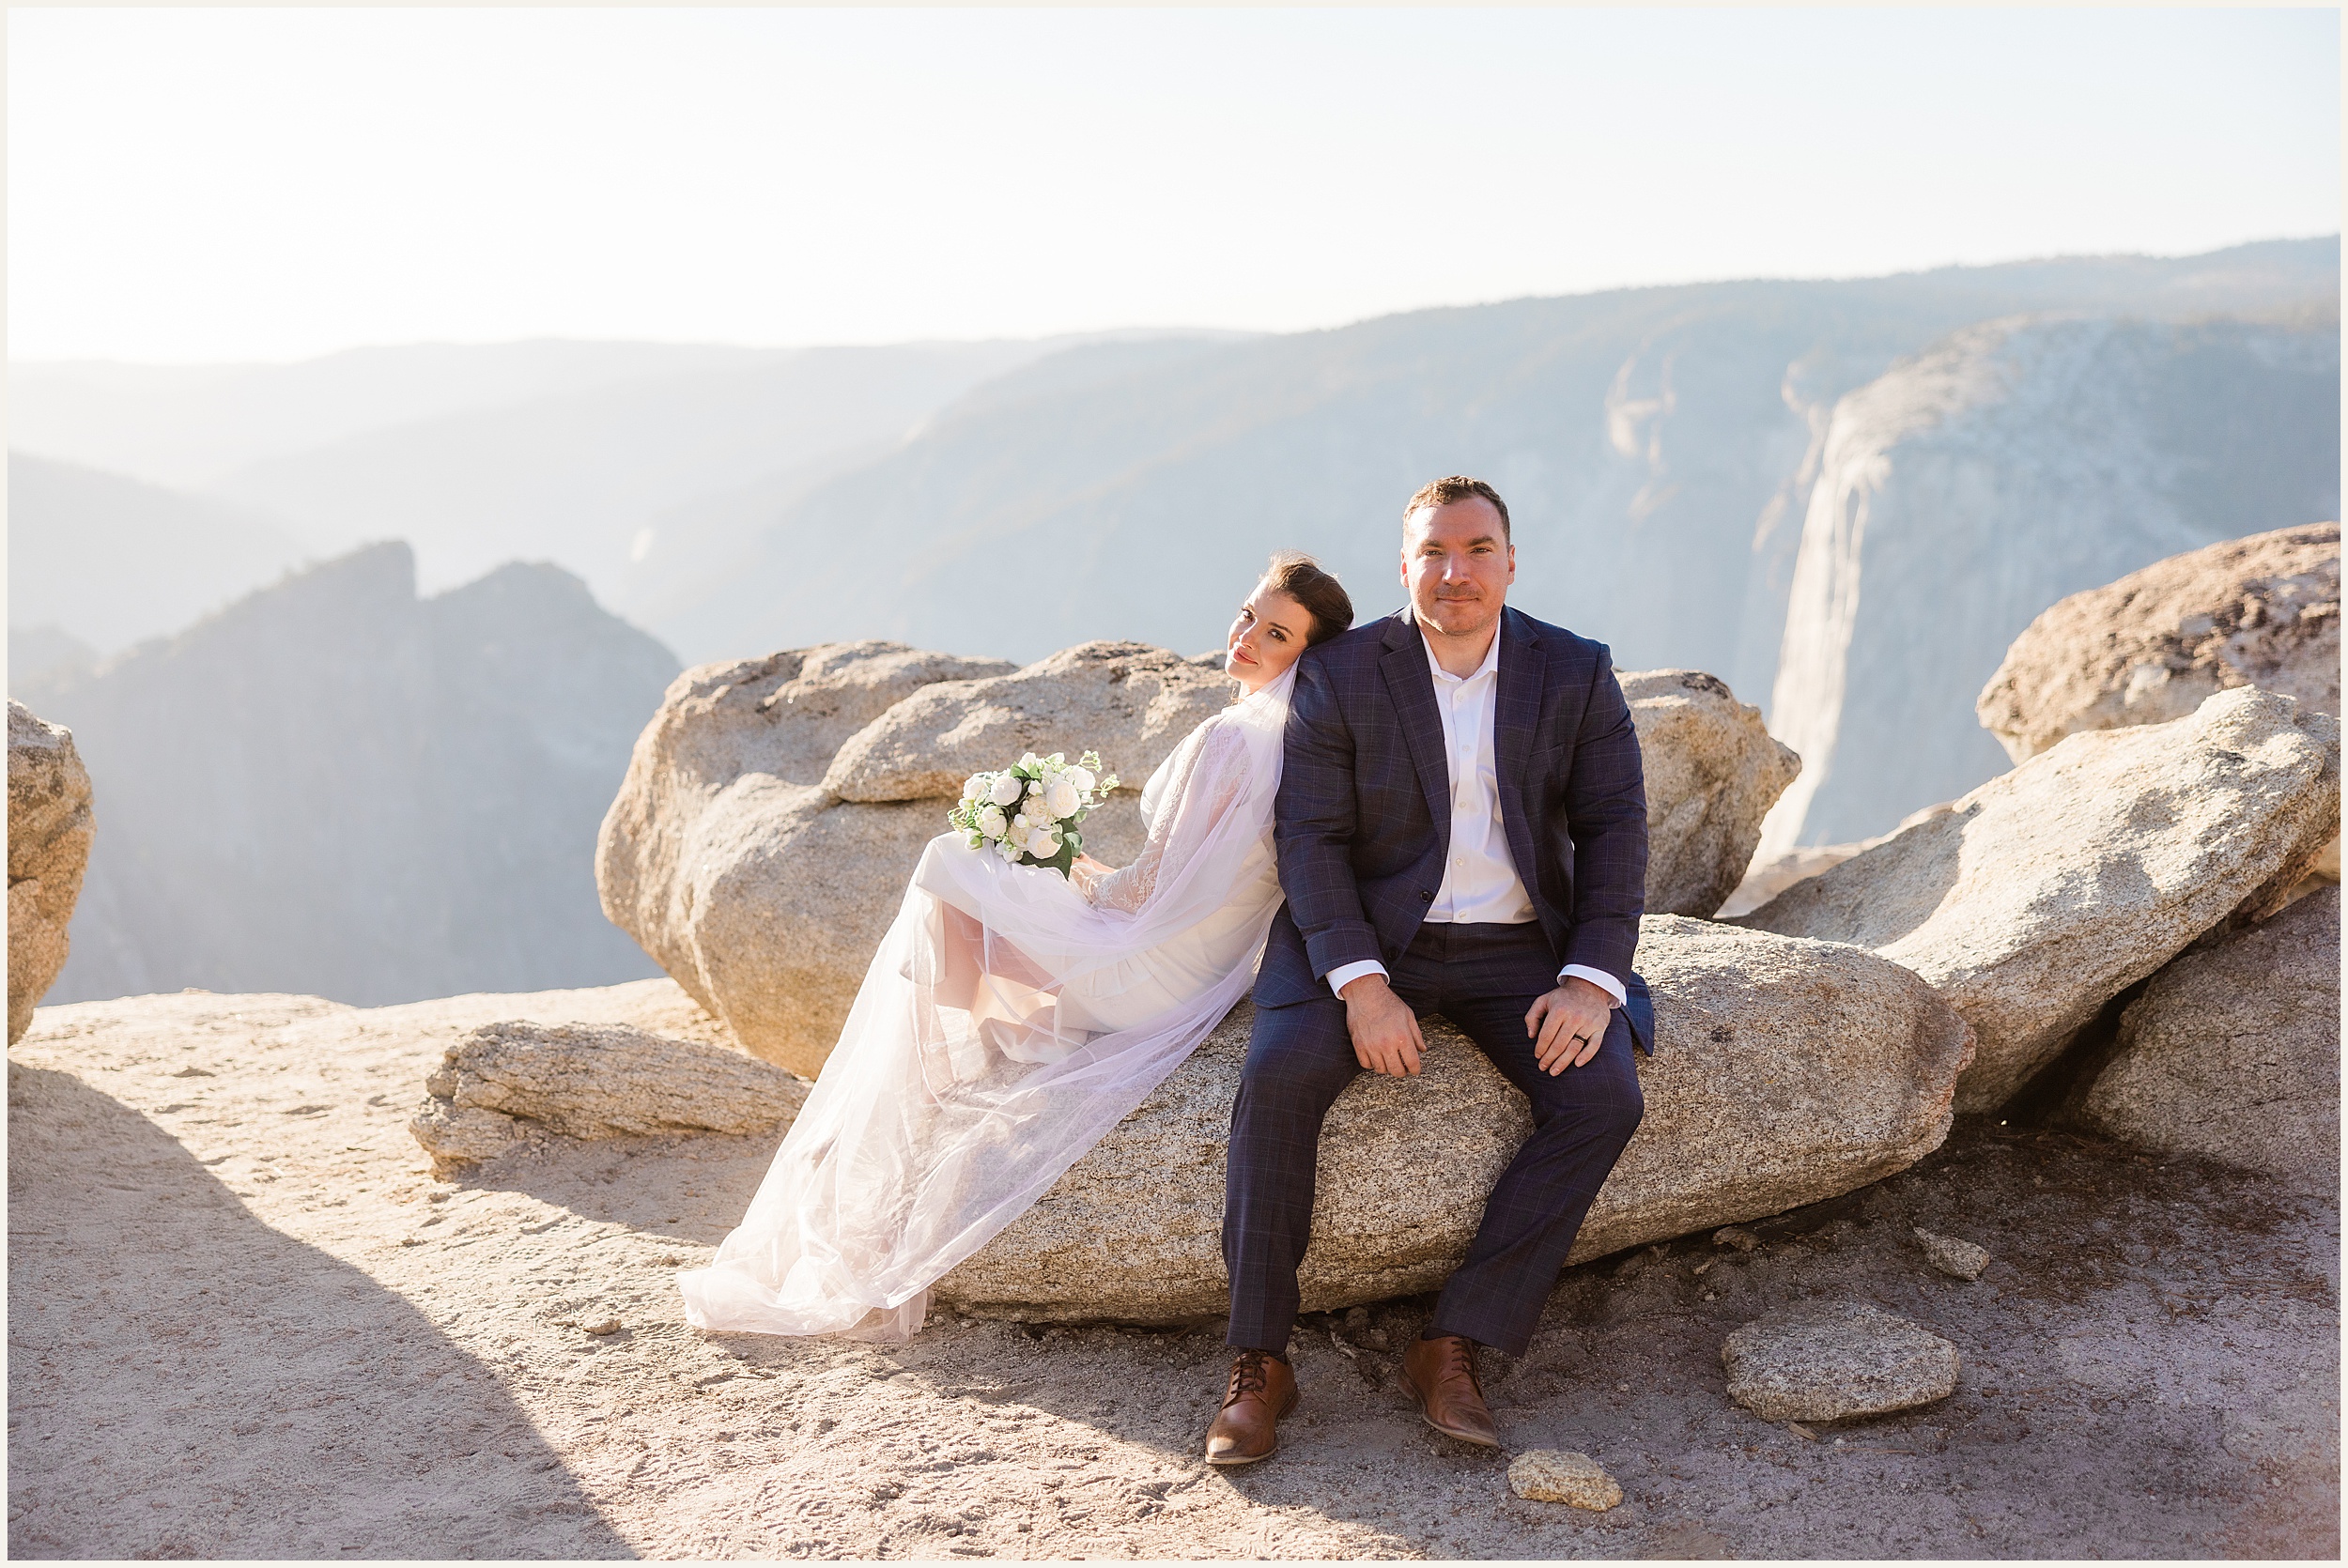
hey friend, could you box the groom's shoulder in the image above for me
[1301,613,1399,673]
[1511,607,1612,669]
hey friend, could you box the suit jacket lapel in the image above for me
[1378,614,1453,842]
[1494,607,1546,887]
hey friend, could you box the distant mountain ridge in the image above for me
[19,544,682,1007]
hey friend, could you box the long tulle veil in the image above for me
[681,665,1295,1341]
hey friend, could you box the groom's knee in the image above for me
[1597,1077,1645,1146]
[1527,1026,1645,1147]
[1239,999,1354,1099]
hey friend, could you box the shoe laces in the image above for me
[1436,1335,1481,1394]
[1225,1349,1276,1406]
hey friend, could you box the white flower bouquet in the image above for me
[947,751,1120,876]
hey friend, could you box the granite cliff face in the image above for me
[18,543,681,1006]
[1762,315,2340,850]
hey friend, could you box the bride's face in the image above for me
[1225,587,1312,691]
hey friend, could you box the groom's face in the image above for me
[1401,498,1516,640]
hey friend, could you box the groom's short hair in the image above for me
[1403,476,1510,541]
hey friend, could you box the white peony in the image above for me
[1027,779,1043,796]
[977,804,1007,838]
[1025,826,1059,858]
[961,774,987,803]
[1063,765,1096,794]
[988,774,1025,807]
[1019,753,1043,771]
[1042,778,1082,819]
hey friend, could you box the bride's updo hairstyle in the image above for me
[1260,551,1354,647]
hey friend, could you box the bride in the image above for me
[681,552,1355,1341]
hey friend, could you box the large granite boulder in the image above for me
[409,1020,808,1176]
[2076,887,2339,1183]
[823,640,1233,802]
[1716,805,1955,919]
[1977,523,2340,762]
[934,915,1973,1324]
[605,637,1797,1075]
[8,701,94,1043]
[1740,687,2340,1113]
[596,641,1158,1076]
[1620,669,1801,917]
[1977,523,2343,899]
[827,648,1790,916]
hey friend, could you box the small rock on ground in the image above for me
[1722,1301,1960,1422]
[1914,1227,1991,1281]
[1714,1225,1761,1253]
[1507,1450,1622,1510]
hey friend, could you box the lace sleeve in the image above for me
[1079,720,1250,915]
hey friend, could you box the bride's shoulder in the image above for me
[1155,707,1246,778]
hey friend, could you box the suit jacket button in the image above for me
[1419,889,1434,902]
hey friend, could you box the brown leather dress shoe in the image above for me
[1400,1332,1501,1447]
[1203,1349,1297,1466]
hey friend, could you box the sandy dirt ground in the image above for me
[8,980,2339,1559]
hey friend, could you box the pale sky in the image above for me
[8,7,2340,364]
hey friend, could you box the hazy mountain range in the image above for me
[17,242,2334,684]
[9,334,1216,621]
[7,238,2338,1003]
[16,544,679,1007]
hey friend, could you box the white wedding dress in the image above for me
[679,667,1293,1342]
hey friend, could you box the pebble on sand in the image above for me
[1722,1301,1960,1422]
[1506,1451,1623,1511]
[1913,1227,1991,1281]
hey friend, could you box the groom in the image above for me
[1205,476,1653,1465]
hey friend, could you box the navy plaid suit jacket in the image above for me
[1256,606,1653,1048]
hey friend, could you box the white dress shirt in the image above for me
[1325,630,1627,1008]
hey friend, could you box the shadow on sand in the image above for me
[8,1062,635,1559]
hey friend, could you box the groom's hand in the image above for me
[1338,974,1425,1077]
[1527,976,1614,1075]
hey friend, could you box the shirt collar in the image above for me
[1420,624,1502,685]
